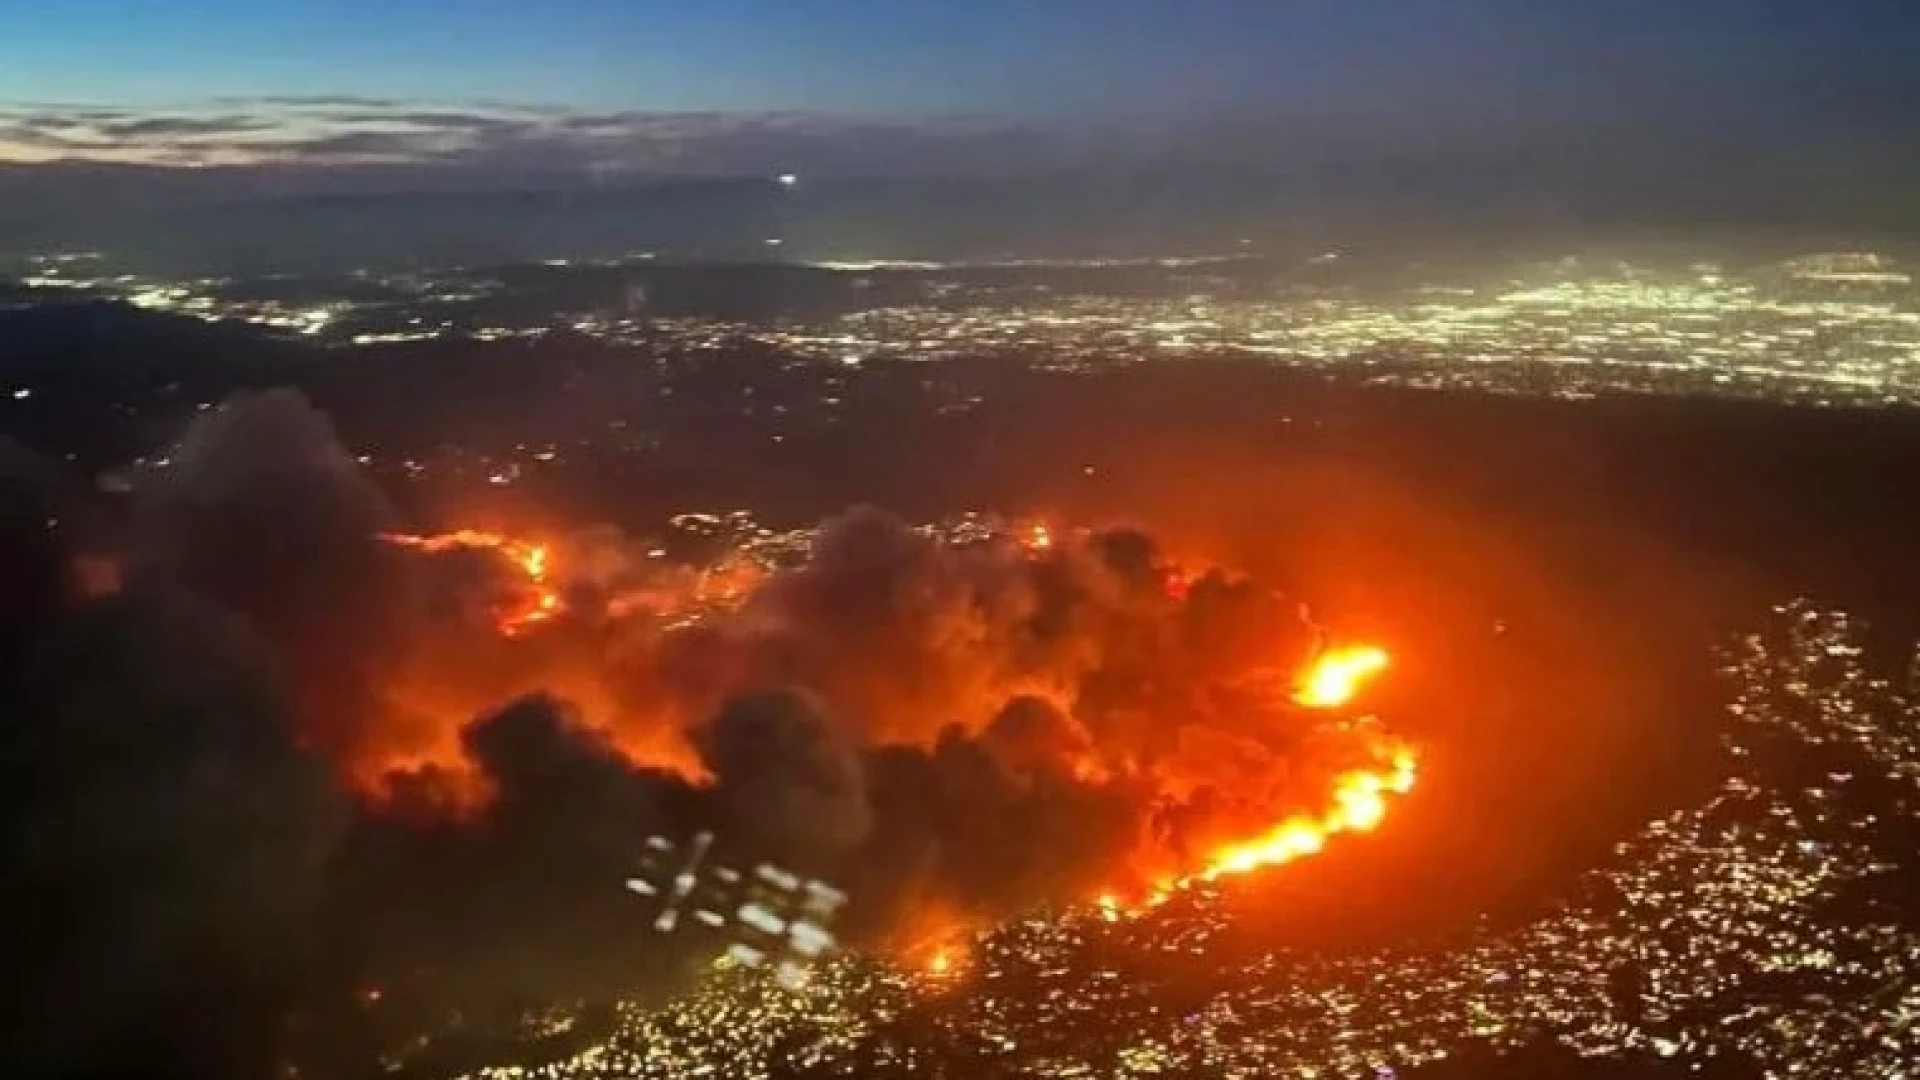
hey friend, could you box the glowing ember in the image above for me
[383,530,565,637]
[509,544,562,635]
[1293,644,1390,708]
[926,948,955,976]
[69,553,124,602]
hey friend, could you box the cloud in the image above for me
[313,109,531,131]
[0,98,1055,175]
[96,115,276,139]
[246,129,470,161]
[225,95,411,109]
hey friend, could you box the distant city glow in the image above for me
[18,251,1917,407]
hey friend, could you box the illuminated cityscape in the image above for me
[11,251,1917,408]
[435,603,1920,1080]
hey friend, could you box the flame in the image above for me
[1293,644,1389,708]
[1192,642,1405,884]
[1099,644,1414,911]
[1194,741,1416,885]
[909,937,969,984]
[384,530,564,637]
[1096,740,1417,907]
[383,523,1417,918]
[926,948,954,976]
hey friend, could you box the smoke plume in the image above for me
[0,432,339,1080]
[1,391,1409,1076]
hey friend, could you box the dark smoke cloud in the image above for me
[694,688,872,861]
[0,436,76,674]
[295,500,1341,1034]
[850,729,1151,931]
[982,694,1096,781]
[316,696,700,1028]
[590,507,1332,896]
[1,392,1376,1076]
[634,506,1195,747]
[0,396,416,1078]
[129,389,413,764]
[576,507,1328,933]
[0,564,338,1078]
[720,504,1061,741]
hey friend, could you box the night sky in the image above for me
[2,0,1917,174]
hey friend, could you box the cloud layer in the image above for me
[0,98,1056,176]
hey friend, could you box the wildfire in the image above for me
[1195,740,1415,884]
[383,529,564,637]
[927,948,954,976]
[1104,642,1411,911]
[1113,743,1416,907]
[906,936,970,986]
[1196,643,1406,884]
[381,519,1417,935]
[1293,644,1390,708]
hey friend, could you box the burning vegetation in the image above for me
[0,390,1422,1075]
[373,509,1414,912]
[382,529,562,637]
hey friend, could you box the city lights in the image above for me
[16,251,1915,408]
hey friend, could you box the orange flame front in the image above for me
[1292,644,1389,708]
[1106,643,1410,912]
[1195,643,1405,884]
[383,530,564,637]
[1194,740,1415,884]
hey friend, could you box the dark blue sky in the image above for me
[2,0,1916,172]
[5,0,1911,112]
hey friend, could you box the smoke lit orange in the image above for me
[384,519,1416,931]
[1103,642,1411,911]
[383,530,564,637]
